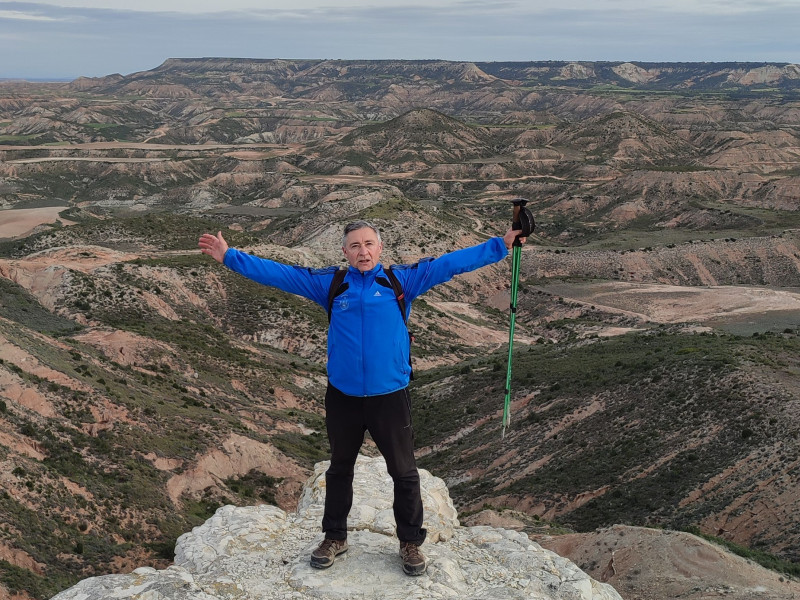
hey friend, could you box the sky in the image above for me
[1,0,798,79]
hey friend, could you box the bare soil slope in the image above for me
[536,525,800,600]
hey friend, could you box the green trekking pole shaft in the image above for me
[502,244,522,437]
[502,199,534,439]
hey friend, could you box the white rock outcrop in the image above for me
[51,455,622,600]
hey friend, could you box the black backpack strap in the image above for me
[377,267,414,379]
[376,267,408,326]
[327,268,349,323]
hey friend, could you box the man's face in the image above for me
[343,227,383,272]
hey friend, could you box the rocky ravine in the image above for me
[51,455,621,600]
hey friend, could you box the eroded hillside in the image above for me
[1,59,800,599]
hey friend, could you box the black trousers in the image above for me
[322,383,427,545]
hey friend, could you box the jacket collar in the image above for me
[347,263,383,276]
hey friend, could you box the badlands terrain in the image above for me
[1,58,800,598]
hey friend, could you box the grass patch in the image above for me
[360,196,420,220]
[272,431,329,467]
[646,164,719,172]
[225,469,283,504]
[83,122,117,130]
[0,560,76,600]
[416,328,800,556]
[0,134,41,143]
[415,329,739,447]
[4,214,260,258]
[111,316,255,365]
[80,123,138,141]
[0,278,82,335]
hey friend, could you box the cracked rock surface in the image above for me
[52,455,621,600]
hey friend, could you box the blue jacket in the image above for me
[223,237,509,396]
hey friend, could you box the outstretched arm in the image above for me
[198,231,229,263]
[398,233,519,301]
[199,230,332,306]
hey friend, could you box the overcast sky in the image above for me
[1,0,798,79]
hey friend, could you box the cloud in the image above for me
[0,9,58,20]
[9,0,800,17]
[1,0,798,78]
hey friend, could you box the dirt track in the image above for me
[0,142,290,151]
[6,157,173,165]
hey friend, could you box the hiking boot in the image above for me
[400,541,427,576]
[310,538,348,569]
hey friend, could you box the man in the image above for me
[198,221,526,575]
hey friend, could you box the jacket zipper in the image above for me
[360,269,368,396]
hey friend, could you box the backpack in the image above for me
[327,266,414,378]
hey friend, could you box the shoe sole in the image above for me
[310,547,347,569]
[402,563,427,576]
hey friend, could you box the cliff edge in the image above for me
[51,455,621,600]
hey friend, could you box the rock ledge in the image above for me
[52,455,621,600]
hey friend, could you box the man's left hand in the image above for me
[503,228,527,250]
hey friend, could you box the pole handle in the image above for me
[511,198,535,246]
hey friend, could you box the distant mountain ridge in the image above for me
[68,58,800,97]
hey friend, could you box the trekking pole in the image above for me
[502,199,535,439]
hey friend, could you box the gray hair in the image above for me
[341,221,382,247]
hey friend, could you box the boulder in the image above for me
[51,455,622,600]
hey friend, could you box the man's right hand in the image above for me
[198,231,229,263]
